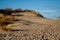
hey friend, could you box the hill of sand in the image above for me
[0,11,60,40]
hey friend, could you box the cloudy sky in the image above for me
[0,0,60,19]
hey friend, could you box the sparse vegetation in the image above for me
[14,8,23,12]
[23,9,32,12]
[37,13,44,18]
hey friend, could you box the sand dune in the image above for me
[0,12,60,40]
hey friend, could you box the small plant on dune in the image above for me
[14,8,23,13]
[23,9,32,12]
[37,13,44,18]
[0,14,6,26]
[1,18,14,31]
[0,13,13,31]
[2,24,12,31]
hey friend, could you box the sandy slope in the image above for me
[0,12,60,40]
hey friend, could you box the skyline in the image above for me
[0,0,60,19]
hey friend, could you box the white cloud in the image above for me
[36,10,57,13]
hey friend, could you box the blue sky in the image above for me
[0,0,60,19]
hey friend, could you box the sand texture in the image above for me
[0,12,60,40]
